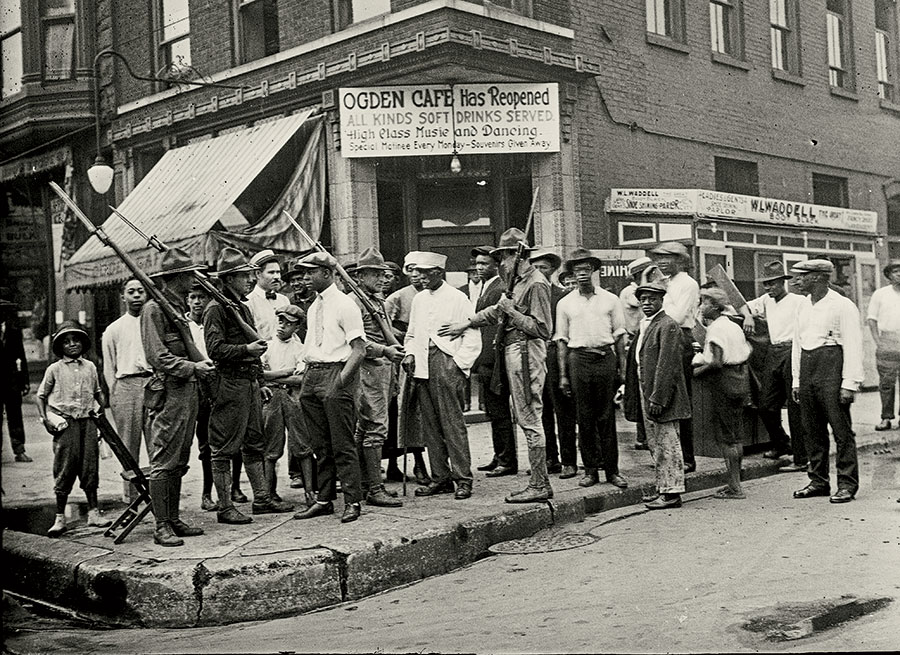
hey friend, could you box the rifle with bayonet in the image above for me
[48,182,206,363]
[107,205,261,343]
[282,211,400,348]
[489,186,540,396]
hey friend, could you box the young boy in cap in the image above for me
[261,305,314,507]
[37,322,112,536]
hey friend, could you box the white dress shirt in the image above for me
[555,286,626,348]
[102,313,150,390]
[619,282,642,336]
[635,309,664,381]
[467,279,483,307]
[186,315,209,359]
[405,281,481,379]
[746,292,806,344]
[244,285,290,341]
[867,285,900,335]
[264,334,305,374]
[302,283,365,364]
[700,315,751,365]
[792,289,865,391]
[662,271,700,329]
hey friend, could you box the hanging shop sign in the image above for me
[609,189,878,234]
[339,83,560,158]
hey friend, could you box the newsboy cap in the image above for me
[295,251,338,270]
[789,259,834,275]
[275,305,305,323]
[649,242,690,259]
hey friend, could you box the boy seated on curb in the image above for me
[261,305,315,508]
[36,322,112,537]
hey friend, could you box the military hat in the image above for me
[51,321,91,358]
[491,228,532,255]
[214,247,258,277]
[412,252,447,270]
[789,259,834,275]
[758,261,792,283]
[564,247,602,272]
[649,241,691,259]
[635,281,667,297]
[149,247,207,278]
[275,305,305,323]
[530,248,562,271]
[356,247,390,271]
[249,249,279,268]
[295,251,338,270]
[884,260,900,278]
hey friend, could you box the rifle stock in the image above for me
[49,182,205,363]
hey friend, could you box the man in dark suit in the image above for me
[470,245,517,476]
[624,281,690,509]
[1,296,31,462]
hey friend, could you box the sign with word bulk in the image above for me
[339,84,560,158]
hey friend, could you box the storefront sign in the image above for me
[339,84,560,158]
[609,189,878,234]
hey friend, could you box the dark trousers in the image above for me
[477,372,516,469]
[680,328,696,467]
[758,344,807,465]
[147,377,197,480]
[798,346,859,493]
[876,348,900,420]
[208,375,266,463]
[1,388,26,454]
[53,417,99,496]
[196,379,211,463]
[542,342,577,467]
[300,364,362,504]
[569,348,619,475]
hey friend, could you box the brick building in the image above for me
[3,0,899,375]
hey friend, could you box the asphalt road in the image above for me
[4,446,899,654]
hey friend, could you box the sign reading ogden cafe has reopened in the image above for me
[339,83,560,158]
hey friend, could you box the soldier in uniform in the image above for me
[204,247,294,525]
[141,248,215,546]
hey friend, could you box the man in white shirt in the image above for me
[405,252,481,500]
[648,242,699,473]
[244,249,290,341]
[556,247,629,490]
[745,261,808,472]
[102,277,151,501]
[789,260,865,504]
[867,260,900,431]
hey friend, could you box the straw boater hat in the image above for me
[491,228,532,256]
[249,249,279,268]
[790,259,834,275]
[149,247,207,278]
[627,256,653,277]
[295,251,338,270]
[355,247,390,271]
[564,247,602,272]
[635,280,667,298]
[412,252,447,270]
[758,261,792,283]
[51,321,91,358]
[214,247,258,277]
[649,241,690,259]
[530,248,562,271]
[884,260,900,278]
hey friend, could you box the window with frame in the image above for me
[826,0,854,89]
[812,173,849,208]
[158,0,191,73]
[646,0,686,42]
[770,0,800,73]
[334,0,391,30]
[709,0,743,58]
[483,0,533,16]
[41,0,76,81]
[235,0,279,64]
[875,0,897,101]
[1,0,22,97]
[714,157,759,196]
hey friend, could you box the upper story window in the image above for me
[483,0,533,16]
[1,0,23,98]
[646,0,686,43]
[335,0,391,30]
[235,0,279,64]
[709,1,744,58]
[714,157,759,196]
[875,0,897,101]
[769,0,800,73]
[812,173,849,208]
[41,0,76,81]
[158,0,191,73]
[826,0,854,90]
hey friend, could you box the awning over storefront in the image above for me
[65,109,324,290]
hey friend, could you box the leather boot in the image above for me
[214,460,252,524]
[246,459,294,514]
[363,447,402,507]
[149,478,184,547]
[264,460,282,503]
[170,477,203,537]
[505,447,552,503]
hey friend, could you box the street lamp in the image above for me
[448,83,461,174]
[89,49,247,194]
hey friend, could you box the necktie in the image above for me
[265,291,276,300]
[314,297,325,347]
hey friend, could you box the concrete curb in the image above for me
[3,434,898,627]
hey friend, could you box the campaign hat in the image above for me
[356,247,391,271]
[530,248,562,271]
[790,259,834,275]
[649,241,690,259]
[627,256,653,277]
[758,261,792,283]
[412,252,447,270]
[635,281,667,298]
[249,249,279,268]
[564,247,602,272]
[51,321,91,357]
[884,260,900,278]
[214,247,258,277]
[491,228,532,255]
[149,247,207,278]
[295,251,338,270]
[276,305,305,323]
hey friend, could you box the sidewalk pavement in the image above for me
[3,391,898,628]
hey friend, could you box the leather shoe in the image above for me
[454,483,472,500]
[217,506,253,524]
[633,442,649,451]
[642,492,660,503]
[476,459,498,472]
[170,518,204,537]
[547,461,562,474]
[606,473,628,489]
[683,462,697,474]
[14,452,32,463]
[559,465,578,479]
[645,495,682,510]
[578,470,599,488]
[252,498,295,514]
[231,488,249,503]
[829,489,855,504]
[486,465,517,478]
[793,484,831,499]
[289,477,304,489]
[413,464,432,486]
[778,462,807,473]
[763,449,785,460]
[293,501,335,520]
[875,419,891,431]
[414,480,454,497]
[341,503,361,523]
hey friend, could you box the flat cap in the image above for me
[649,241,690,258]
[789,259,834,274]
[412,252,447,270]
[295,251,337,270]
[276,305,305,323]
[403,251,427,270]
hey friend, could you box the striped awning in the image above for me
[65,109,316,289]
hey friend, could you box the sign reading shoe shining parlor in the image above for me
[339,83,560,158]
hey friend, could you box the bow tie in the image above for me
[265,291,277,300]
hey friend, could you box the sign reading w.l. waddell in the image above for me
[339,83,560,158]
